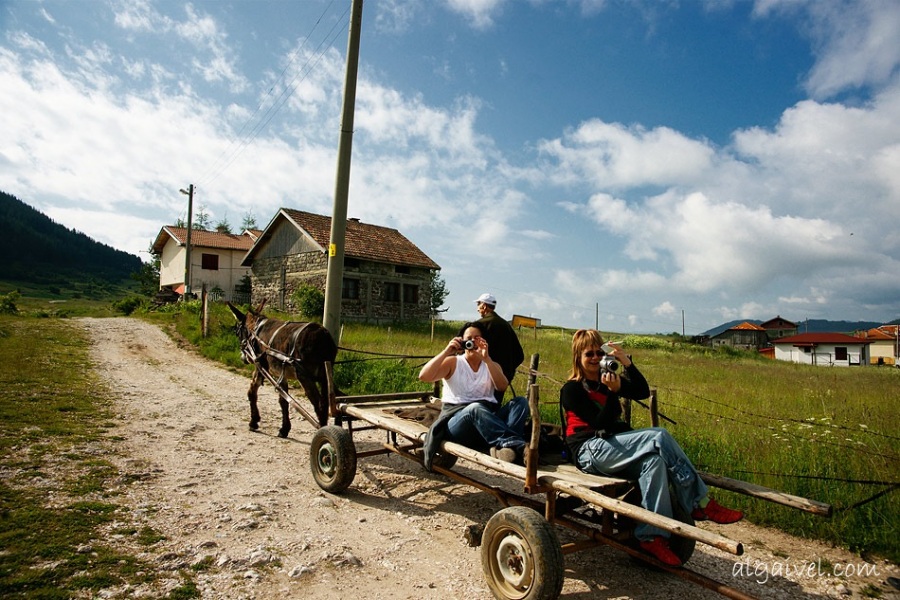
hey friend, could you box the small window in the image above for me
[403,284,418,304]
[345,258,360,269]
[342,278,360,300]
[835,347,848,361]
[201,253,219,270]
[384,282,400,302]
[395,265,410,275]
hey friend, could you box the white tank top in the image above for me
[442,355,497,406]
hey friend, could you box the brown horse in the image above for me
[227,301,337,437]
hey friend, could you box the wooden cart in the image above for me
[306,359,832,600]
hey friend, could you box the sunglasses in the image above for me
[583,350,606,358]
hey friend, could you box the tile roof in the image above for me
[773,332,872,345]
[855,328,896,341]
[247,208,440,270]
[731,321,766,331]
[152,227,255,254]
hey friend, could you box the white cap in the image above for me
[474,293,497,306]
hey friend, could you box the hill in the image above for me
[0,191,141,289]
[702,318,886,337]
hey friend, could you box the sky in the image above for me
[1,0,899,335]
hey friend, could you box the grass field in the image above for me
[162,301,898,563]
[0,316,201,598]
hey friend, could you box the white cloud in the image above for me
[754,0,900,98]
[653,301,676,317]
[444,0,506,29]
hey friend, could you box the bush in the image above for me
[292,285,325,320]
[112,296,146,316]
[0,291,20,315]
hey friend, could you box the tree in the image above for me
[215,215,233,234]
[132,248,161,297]
[241,211,258,231]
[194,205,211,230]
[428,270,449,316]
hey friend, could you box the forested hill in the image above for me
[0,191,141,284]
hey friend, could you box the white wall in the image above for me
[773,344,868,366]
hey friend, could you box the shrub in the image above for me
[112,296,146,316]
[0,291,20,315]
[292,285,325,320]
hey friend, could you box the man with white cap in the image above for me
[474,293,525,400]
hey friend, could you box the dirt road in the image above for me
[80,317,897,599]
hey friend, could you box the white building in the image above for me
[772,333,871,367]
[151,227,260,301]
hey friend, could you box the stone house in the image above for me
[711,321,769,350]
[152,227,259,302]
[241,208,440,323]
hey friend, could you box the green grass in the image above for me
[152,302,898,563]
[0,315,197,598]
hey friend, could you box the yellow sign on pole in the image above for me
[329,243,336,257]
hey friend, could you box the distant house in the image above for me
[711,322,768,350]
[772,333,871,367]
[760,316,798,342]
[241,209,440,323]
[854,325,899,365]
[151,227,259,302]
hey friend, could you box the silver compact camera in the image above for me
[460,339,476,351]
[598,356,619,373]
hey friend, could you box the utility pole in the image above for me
[179,184,194,299]
[323,0,364,338]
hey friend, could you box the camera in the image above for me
[598,356,619,373]
[460,339,476,351]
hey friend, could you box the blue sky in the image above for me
[1,0,899,334]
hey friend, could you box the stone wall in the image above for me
[250,252,433,323]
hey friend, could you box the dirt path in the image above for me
[80,317,897,599]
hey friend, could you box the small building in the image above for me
[241,209,440,323]
[854,325,899,365]
[711,322,768,350]
[152,227,258,302]
[772,333,871,367]
[760,316,798,342]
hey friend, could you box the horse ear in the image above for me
[254,298,268,314]
[226,302,246,323]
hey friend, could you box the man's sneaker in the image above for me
[692,498,743,524]
[490,447,517,463]
[638,536,682,566]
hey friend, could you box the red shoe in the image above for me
[692,498,743,524]
[639,536,682,566]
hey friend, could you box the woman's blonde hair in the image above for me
[568,329,605,381]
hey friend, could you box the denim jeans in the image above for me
[445,396,530,453]
[577,427,709,541]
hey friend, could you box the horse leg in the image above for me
[248,368,263,432]
[276,379,292,438]
[297,372,328,427]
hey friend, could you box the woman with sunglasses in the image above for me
[560,329,742,567]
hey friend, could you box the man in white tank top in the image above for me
[419,322,530,468]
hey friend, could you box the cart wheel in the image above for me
[481,506,564,600]
[669,501,696,564]
[310,425,356,493]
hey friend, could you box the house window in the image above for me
[342,278,360,300]
[201,253,219,270]
[345,258,360,270]
[384,282,400,302]
[395,265,410,275]
[403,284,418,304]
[835,347,848,361]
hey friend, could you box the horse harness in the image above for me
[240,318,317,385]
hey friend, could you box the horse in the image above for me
[227,301,338,437]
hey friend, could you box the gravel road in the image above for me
[80,317,898,600]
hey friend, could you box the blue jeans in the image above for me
[577,427,709,541]
[445,396,530,453]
